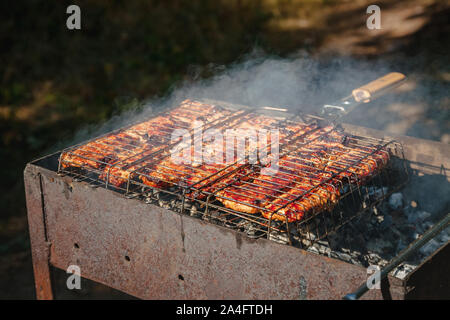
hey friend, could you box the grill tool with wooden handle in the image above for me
[321,72,406,120]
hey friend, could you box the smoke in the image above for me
[58,48,445,150]
[169,55,391,113]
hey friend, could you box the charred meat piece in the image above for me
[216,127,390,222]
[61,100,235,187]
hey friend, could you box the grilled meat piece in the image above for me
[263,180,338,222]
[215,126,338,214]
[139,113,290,192]
[61,100,235,187]
[216,127,390,222]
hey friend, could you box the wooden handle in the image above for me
[352,72,406,103]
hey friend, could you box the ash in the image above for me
[297,190,449,280]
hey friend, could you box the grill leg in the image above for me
[24,166,54,300]
[29,241,53,300]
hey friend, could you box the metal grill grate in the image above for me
[58,99,409,247]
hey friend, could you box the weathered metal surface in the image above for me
[29,164,406,299]
[24,122,450,300]
[404,241,450,299]
[24,164,54,300]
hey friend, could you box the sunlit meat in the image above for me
[59,99,391,224]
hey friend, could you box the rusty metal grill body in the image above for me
[24,100,450,299]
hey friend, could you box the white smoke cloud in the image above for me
[56,49,444,150]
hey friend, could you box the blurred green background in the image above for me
[0,0,448,298]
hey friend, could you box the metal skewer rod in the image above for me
[343,212,450,300]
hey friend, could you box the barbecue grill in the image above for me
[24,73,450,299]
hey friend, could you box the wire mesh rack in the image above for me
[58,99,409,247]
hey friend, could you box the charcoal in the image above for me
[206,211,223,226]
[144,197,153,204]
[305,232,317,241]
[407,210,431,224]
[329,251,340,259]
[189,205,199,217]
[388,192,403,210]
[337,252,352,262]
[245,224,258,238]
[379,259,389,267]
[316,239,329,247]
[301,239,312,247]
[392,263,416,280]
[307,246,319,254]
[158,199,170,209]
[317,244,330,255]
[379,214,393,230]
[350,258,362,266]
[269,232,289,244]
[350,250,361,258]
